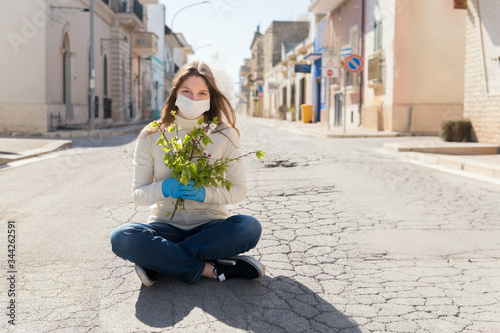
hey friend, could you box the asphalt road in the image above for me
[1,117,499,332]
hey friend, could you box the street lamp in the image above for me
[89,0,95,130]
[169,1,210,75]
[193,44,212,52]
[189,44,212,61]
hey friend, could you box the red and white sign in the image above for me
[345,55,363,73]
[322,54,339,78]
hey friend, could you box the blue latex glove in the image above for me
[181,186,206,202]
[162,178,195,198]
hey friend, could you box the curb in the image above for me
[383,144,500,182]
[1,122,149,139]
[437,155,500,180]
[0,140,72,165]
[384,142,500,155]
[0,122,148,166]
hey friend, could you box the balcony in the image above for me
[239,66,251,76]
[111,0,143,30]
[132,32,158,56]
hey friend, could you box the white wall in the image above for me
[364,0,396,110]
[0,1,47,104]
[146,4,165,110]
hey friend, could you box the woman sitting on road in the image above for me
[110,61,264,286]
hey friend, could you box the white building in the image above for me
[0,0,158,133]
[142,1,165,118]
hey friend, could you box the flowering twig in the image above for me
[149,111,264,219]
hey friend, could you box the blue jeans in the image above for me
[110,215,262,284]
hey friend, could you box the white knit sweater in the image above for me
[131,117,247,230]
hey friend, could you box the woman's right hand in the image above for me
[161,178,195,198]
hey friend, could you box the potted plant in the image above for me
[287,104,296,121]
[278,104,287,120]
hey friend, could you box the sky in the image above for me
[158,0,312,101]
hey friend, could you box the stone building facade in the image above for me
[0,0,158,134]
[464,0,500,144]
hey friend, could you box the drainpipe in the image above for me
[406,106,413,132]
[130,32,133,120]
[358,0,365,127]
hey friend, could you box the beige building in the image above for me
[0,0,158,134]
[164,27,194,101]
[248,27,265,117]
[238,27,265,117]
[238,58,251,116]
[261,21,310,119]
[362,0,466,133]
[308,0,364,128]
[266,38,314,121]
[464,0,500,144]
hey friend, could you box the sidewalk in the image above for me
[250,116,408,138]
[0,121,148,166]
[249,116,500,182]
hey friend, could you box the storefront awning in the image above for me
[304,52,322,61]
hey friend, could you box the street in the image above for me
[1,117,500,333]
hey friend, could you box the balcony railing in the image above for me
[111,0,143,22]
[133,0,143,22]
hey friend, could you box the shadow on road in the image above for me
[135,275,360,332]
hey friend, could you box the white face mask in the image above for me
[175,93,210,119]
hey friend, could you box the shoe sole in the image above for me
[134,265,156,287]
[229,255,265,279]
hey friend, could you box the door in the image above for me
[316,78,321,122]
[334,92,343,126]
[62,33,73,119]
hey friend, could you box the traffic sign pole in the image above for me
[343,55,364,133]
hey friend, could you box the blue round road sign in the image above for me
[346,55,363,73]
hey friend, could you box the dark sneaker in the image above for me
[134,265,158,287]
[212,256,265,282]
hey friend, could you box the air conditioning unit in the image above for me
[368,51,383,89]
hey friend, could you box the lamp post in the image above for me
[169,1,210,75]
[193,44,212,52]
[89,0,95,130]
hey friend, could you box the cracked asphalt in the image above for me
[1,116,499,332]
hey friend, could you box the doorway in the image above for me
[62,33,73,119]
[316,78,321,122]
[334,92,343,126]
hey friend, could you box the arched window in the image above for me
[63,33,71,105]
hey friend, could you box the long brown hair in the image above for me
[144,61,238,137]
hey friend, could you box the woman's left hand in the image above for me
[180,186,206,202]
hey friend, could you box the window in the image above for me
[374,21,383,52]
[103,55,108,97]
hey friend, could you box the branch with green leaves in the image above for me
[149,111,264,219]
